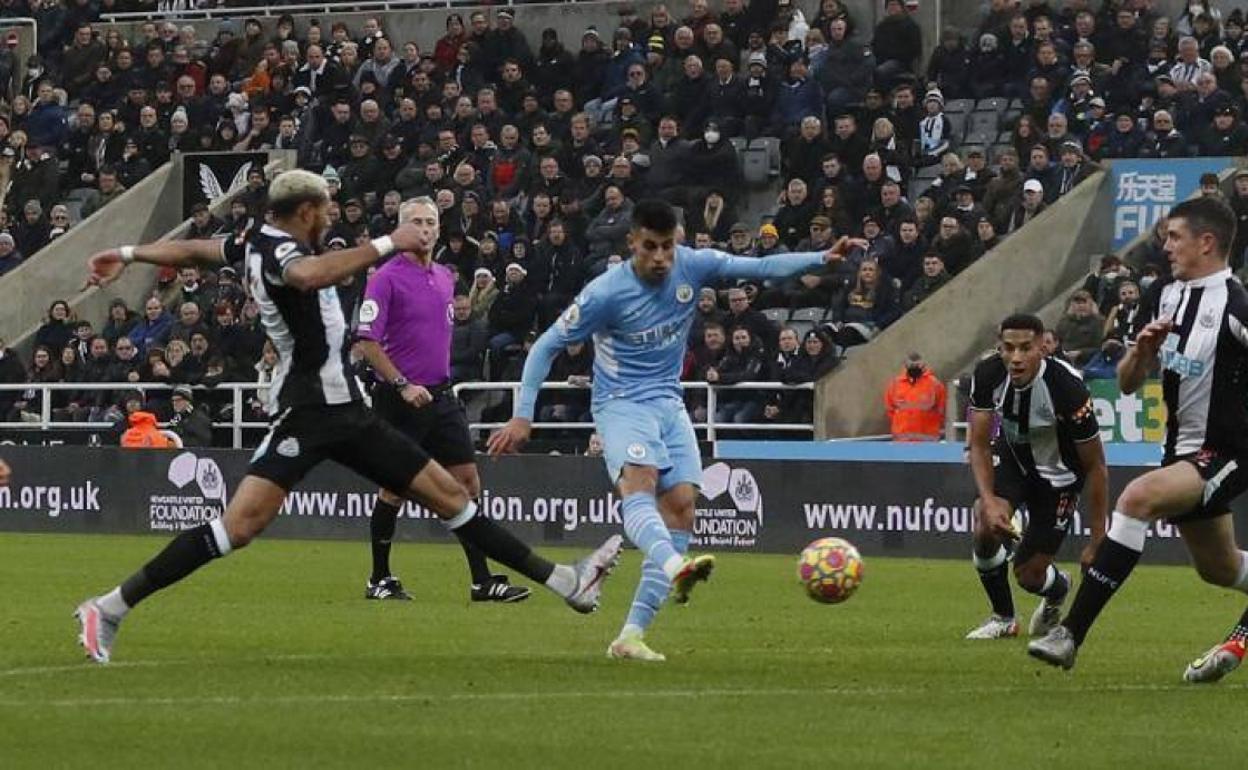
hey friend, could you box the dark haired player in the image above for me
[489,198,863,661]
[1030,197,1248,680]
[964,313,1109,640]
[75,169,622,664]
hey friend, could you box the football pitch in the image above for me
[2,533,1246,769]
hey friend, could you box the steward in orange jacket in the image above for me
[885,355,946,442]
[121,411,172,448]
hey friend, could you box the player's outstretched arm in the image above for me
[486,327,564,456]
[706,236,870,282]
[284,223,424,291]
[86,239,228,287]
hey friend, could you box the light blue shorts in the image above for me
[594,397,702,492]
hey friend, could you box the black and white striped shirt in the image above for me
[1144,268,1248,459]
[970,354,1099,489]
[224,225,364,414]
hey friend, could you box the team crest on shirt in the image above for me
[627,443,647,460]
[560,302,581,330]
[1200,310,1218,329]
[675,284,695,303]
[277,437,301,458]
[359,299,379,324]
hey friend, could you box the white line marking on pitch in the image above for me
[1,682,1245,709]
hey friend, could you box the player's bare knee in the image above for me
[224,517,261,549]
[451,467,481,499]
[1116,480,1161,520]
[618,464,659,496]
[1014,561,1048,593]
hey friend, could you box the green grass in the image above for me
[1,533,1247,769]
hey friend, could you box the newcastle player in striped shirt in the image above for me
[74,169,622,664]
[965,314,1109,641]
[1030,196,1248,680]
[356,197,528,603]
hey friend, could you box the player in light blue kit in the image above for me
[488,199,860,661]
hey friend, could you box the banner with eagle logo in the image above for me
[181,152,267,218]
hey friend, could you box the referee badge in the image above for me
[676,284,694,303]
[277,438,301,458]
[359,299,380,324]
[560,302,581,330]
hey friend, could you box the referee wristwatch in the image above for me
[391,376,410,389]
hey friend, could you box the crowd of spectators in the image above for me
[2,0,1247,442]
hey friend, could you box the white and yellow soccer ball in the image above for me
[797,537,865,604]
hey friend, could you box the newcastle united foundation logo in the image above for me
[696,462,764,548]
[148,452,229,532]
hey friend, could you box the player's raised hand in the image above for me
[85,248,127,288]
[486,417,532,457]
[823,236,869,263]
[1134,318,1174,355]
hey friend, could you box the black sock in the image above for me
[1063,538,1141,645]
[456,535,494,584]
[1225,607,1248,645]
[119,524,227,608]
[369,498,402,582]
[977,562,1016,618]
[451,515,554,583]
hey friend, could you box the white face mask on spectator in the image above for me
[704,129,720,144]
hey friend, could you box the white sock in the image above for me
[661,554,685,580]
[1233,551,1248,594]
[210,518,233,557]
[1039,565,1057,593]
[1107,511,1149,552]
[96,587,130,619]
[972,545,1008,571]
[620,623,644,639]
[545,564,578,598]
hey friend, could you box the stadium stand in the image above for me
[0,0,1242,444]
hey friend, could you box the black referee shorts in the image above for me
[248,402,431,493]
[372,383,476,469]
[992,455,1080,565]
[1164,447,1248,524]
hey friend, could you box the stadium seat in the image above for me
[1001,110,1021,129]
[790,307,828,323]
[947,112,968,142]
[944,98,974,114]
[763,307,790,323]
[975,97,1009,112]
[729,136,747,157]
[915,164,941,179]
[1009,98,1023,110]
[750,137,783,177]
[909,178,933,200]
[742,147,770,186]
[788,320,815,339]
[968,111,999,135]
[965,128,997,147]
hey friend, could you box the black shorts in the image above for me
[1163,448,1248,524]
[248,402,430,492]
[372,383,475,468]
[993,455,1080,564]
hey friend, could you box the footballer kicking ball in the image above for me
[797,537,864,604]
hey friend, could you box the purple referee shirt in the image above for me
[356,254,454,386]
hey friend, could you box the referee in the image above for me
[356,197,529,603]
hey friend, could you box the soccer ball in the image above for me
[797,537,864,604]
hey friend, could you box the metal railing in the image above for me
[102,0,532,22]
[0,380,815,446]
[454,381,816,442]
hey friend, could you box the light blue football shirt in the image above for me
[515,246,827,419]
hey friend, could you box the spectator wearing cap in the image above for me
[491,7,535,74]
[983,146,1022,230]
[1080,97,1111,150]
[7,141,58,219]
[574,27,610,106]
[742,52,777,140]
[534,28,575,104]
[926,27,974,100]
[486,261,538,377]
[973,215,1004,258]
[818,18,872,117]
[916,89,953,167]
[1008,178,1048,233]
[1141,109,1190,158]
[946,184,987,231]
[724,222,754,256]
[167,384,212,448]
[770,55,823,137]
[1055,140,1099,197]
[873,0,922,87]
[1095,111,1146,160]
[0,232,22,276]
[1056,289,1104,366]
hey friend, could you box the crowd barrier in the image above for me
[0,446,1235,565]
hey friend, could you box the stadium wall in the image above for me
[0,446,1234,565]
[816,171,1113,438]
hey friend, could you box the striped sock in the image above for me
[621,493,683,579]
[622,529,691,637]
